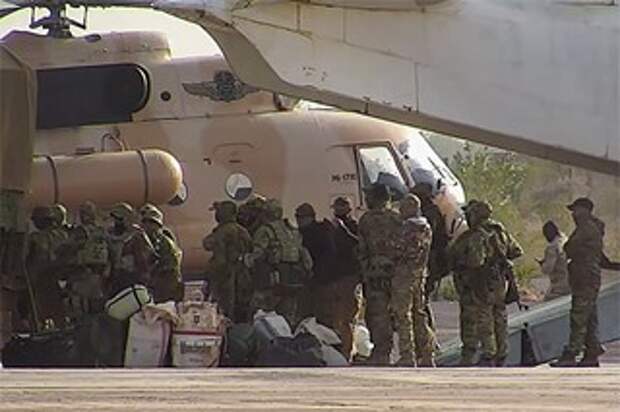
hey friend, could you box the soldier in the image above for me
[203,201,253,322]
[57,201,109,318]
[479,201,523,367]
[539,220,570,301]
[331,196,359,235]
[105,203,155,297]
[142,206,183,303]
[393,194,436,367]
[237,194,267,236]
[139,203,178,243]
[295,203,338,324]
[551,197,605,367]
[246,198,312,328]
[26,206,68,329]
[357,183,402,365]
[449,200,491,366]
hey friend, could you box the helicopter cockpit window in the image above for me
[225,173,253,201]
[357,146,408,201]
[36,64,149,130]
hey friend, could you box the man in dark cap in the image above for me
[552,197,606,367]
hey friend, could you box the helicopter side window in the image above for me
[357,145,408,201]
[36,64,149,130]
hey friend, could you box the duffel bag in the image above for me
[105,285,152,321]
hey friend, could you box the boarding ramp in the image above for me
[436,278,620,366]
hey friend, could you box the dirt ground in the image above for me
[1,367,618,411]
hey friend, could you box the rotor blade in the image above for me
[0,0,22,18]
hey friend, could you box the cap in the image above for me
[295,203,316,218]
[567,197,594,212]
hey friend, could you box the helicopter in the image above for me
[0,0,466,275]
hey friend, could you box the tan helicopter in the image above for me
[0,5,465,275]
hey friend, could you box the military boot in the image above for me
[494,356,507,367]
[416,355,436,368]
[458,350,476,367]
[476,356,495,367]
[550,349,578,367]
[578,345,605,367]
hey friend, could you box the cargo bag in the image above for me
[255,333,325,367]
[124,309,172,368]
[221,323,258,367]
[1,324,94,367]
[105,285,152,321]
[172,301,225,368]
[91,313,129,367]
[253,310,292,351]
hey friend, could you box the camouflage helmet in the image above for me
[142,207,164,226]
[264,198,283,220]
[50,204,67,225]
[399,194,421,218]
[139,203,159,218]
[110,202,135,222]
[463,200,492,221]
[244,194,267,210]
[211,200,238,223]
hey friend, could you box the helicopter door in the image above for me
[355,144,410,208]
[325,145,361,218]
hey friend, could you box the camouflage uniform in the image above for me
[248,198,312,328]
[392,194,436,366]
[449,200,492,366]
[27,206,69,329]
[203,201,253,322]
[140,203,178,243]
[105,203,155,297]
[552,198,605,367]
[358,184,402,365]
[237,195,267,236]
[480,214,523,366]
[142,206,183,303]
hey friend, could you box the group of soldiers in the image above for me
[23,201,182,331]
[22,187,613,368]
[202,182,447,366]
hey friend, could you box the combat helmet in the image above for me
[264,198,284,221]
[364,182,390,208]
[399,194,421,218]
[211,200,238,223]
[110,202,135,223]
[142,206,164,227]
[50,204,68,226]
[79,201,97,224]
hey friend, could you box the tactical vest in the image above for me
[77,224,109,267]
[107,230,137,275]
[264,221,301,264]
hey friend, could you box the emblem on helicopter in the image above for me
[182,70,259,102]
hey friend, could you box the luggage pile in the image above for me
[2,280,352,368]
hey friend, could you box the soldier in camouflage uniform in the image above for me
[552,197,605,367]
[203,201,253,322]
[357,183,402,365]
[57,201,109,318]
[140,203,178,243]
[105,203,155,297]
[392,194,436,367]
[26,205,69,329]
[237,194,267,236]
[449,200,492,366]
[478,201,523,366]
[246,198,312,328]
[142,206,183,303]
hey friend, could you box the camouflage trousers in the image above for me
[363,275,392,365]
[474,280,508,361]
[212,271,254,323]
[390,266,435,364]
[567,285,601,355]
[454,273,478,365]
